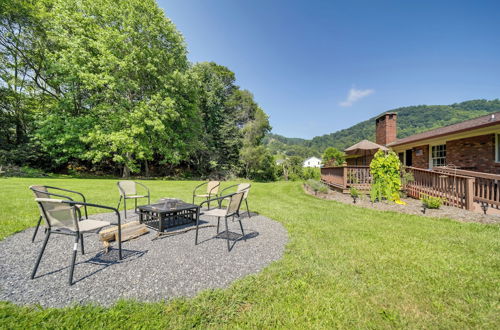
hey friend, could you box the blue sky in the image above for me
[158,0,500,139]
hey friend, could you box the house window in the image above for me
[496,134,500,163]
[431,144,446,167]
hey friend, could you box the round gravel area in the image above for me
[0,211,287,308]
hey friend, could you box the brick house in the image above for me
[373,112,500,174]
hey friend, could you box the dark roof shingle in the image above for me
[388,112,500,147]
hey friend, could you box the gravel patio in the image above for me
[0,211,287,308]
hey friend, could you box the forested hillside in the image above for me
[265,99,500,157]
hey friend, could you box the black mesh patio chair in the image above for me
[117,181,150,219]
[219,183,251,218]
[31,198,123,285]
[192,181,220,208]
[195,192,245,251]
[29,185,89,242]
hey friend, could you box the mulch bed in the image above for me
[304,185,500,225]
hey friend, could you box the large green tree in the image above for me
[0,0,45,166]
[1,0,273,178]
[1,0,199,176]
[190,63,272,178]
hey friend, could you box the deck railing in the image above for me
[321,165,498,211]
[405,167,475,210]
[433,167,500,209]
[320,166,371,190]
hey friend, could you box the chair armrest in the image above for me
[193,182,207,196]
[31,187,74,201]
[199,192,234,209]
[135,182,150,202]
[219,184,238,196]
[65,201,121,227]
[45,186,88,218]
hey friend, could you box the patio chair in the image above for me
[219,183,251,218]
[117,181,150,219]
[192,181,220,208]
[29,185,89,242]
[31,198,123,285]
[195,192,245,251]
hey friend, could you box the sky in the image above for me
[158,0,500,139]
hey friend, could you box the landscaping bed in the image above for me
[304,184,500,224]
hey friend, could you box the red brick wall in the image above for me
[412,145,429,169]
[446,134,499,174]
[375,113,397,145]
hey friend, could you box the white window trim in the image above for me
[429,143,446,169]
[496,134,500,163]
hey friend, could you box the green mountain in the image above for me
[264,99,500,158]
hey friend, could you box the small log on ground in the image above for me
[99,221,149,250]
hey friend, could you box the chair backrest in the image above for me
[118,180,136,196]
[236,183,250,199]
[207,181,220,195]
[30,185,50,198]
[35,198,79,231]
[226,192,245,216]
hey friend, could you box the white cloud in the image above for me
[339,87,374,107]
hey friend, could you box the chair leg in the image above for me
[216,217,220,234]
[117,222,122,260]
[245,199,251,218]
[123,197,127,219]
[80,234,85,255]
[69,234,80,285]
[117,195,123,210]
[31,231,51,279]
[135,198,137,214]
[32,216,42,242]
[238,217,246,241]
[224,216,230,251]
[195,211,200,245]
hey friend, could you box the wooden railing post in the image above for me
[465,177,475,210]
[343,166,348,188]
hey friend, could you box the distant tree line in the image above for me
[0,0,274,180]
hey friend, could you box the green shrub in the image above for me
[350,187,360,198]
[400,166,415,187]
[1,165,47,178]
[302,167,321,180]
[421,194,444,209]
[370,150,401,202]
[306,179,328,195]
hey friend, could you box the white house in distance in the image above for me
[303,156,322,168]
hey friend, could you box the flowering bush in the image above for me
[370,150,401,202]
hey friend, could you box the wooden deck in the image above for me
[320,165,500,211]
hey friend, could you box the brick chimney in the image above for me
[375,112,397,145]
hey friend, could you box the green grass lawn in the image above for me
[1,178,499,328]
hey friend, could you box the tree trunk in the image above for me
[122,165,130,178]
[122,152,132,178]
[144,159,150,177]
